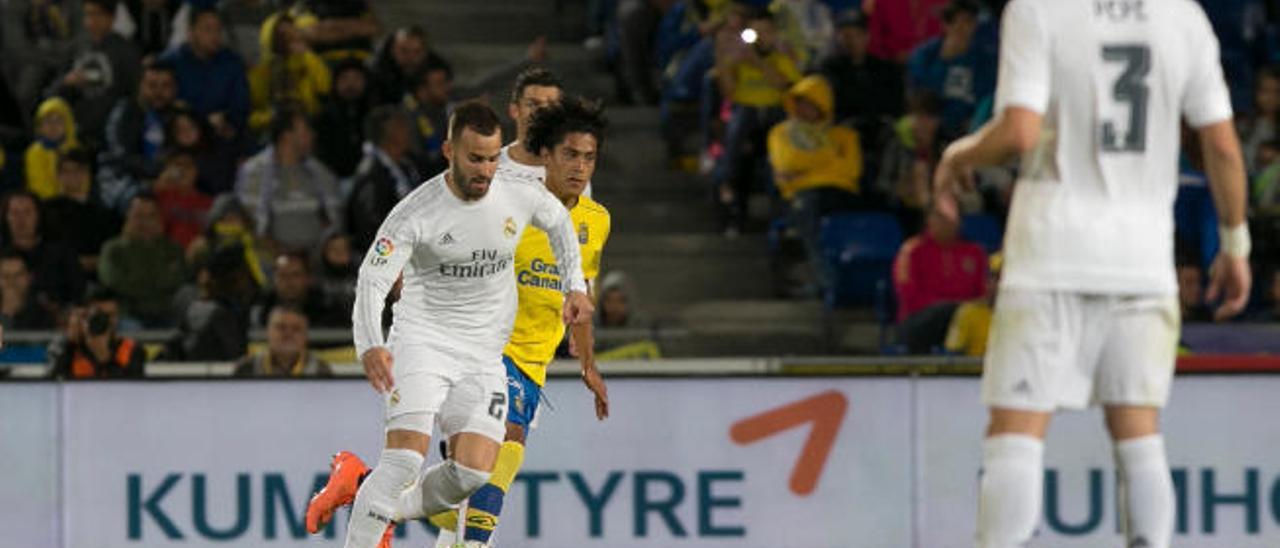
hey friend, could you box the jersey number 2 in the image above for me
[1100,44,1151,153]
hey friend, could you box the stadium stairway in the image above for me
[383,0,879,355]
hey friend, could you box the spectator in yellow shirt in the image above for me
[767,74,863,293]
[248,13,333,134]
[25,97,79,199]
[945,253,1002,357]
[714,8,800,234]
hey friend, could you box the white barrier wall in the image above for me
[3,376,1278,547]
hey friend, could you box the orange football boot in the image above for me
[305,451,370,534]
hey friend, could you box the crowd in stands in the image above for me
[0,0,556,377]
[611,0,1280,354]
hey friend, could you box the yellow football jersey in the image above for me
[505,195,611,386]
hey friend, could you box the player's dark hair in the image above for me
[269,103,307,145]
[84,0,119,15]
[510,66,563,104]
[942,0,980,22]
[448,100,501,141]
[364,105,411,147]
[524,96,608,156]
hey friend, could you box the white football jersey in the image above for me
[498,144,594,198]
[996,0,1232,295]
[352,171,587,362]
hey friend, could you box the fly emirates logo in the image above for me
[438,249,513,279]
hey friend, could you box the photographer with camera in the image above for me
[48,287,146,379]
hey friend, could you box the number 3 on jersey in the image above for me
[1100,44,1151,153]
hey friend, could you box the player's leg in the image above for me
[452,358,537,545]
[397,367,507,523]
[977,408,1052,548]
[976,289,1081,548]
[1097,295,1179,548]
[345,428,430,548]
[1105,405,1173,548]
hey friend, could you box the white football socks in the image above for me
[976,434,1044,548]
[1116,435,1174,548]
[344,449,424,548]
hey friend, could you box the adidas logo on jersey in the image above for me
[438,233,455,246]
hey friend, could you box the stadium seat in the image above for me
[960,214,1003,254]
[820,212,904,308]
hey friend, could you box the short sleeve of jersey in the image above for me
[579,201,611,282]
[994,0,1051,114]
[1181,5,1233,128]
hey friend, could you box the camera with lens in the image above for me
[86,310,112,336]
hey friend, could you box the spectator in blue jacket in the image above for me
[906,0,994,140]
[159,7,250,140]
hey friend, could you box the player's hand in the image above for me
[562,290,594,326]
[1206,253,1251,322]
[934,145,976,196]
[581,365,609,420]
[361,347,395,393]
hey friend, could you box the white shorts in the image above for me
[982,289,1180,411]
[383,344,508,443]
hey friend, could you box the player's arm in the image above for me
[1198,122,1250,320]
[1186,17,1251,320]
[528,189,592,325]
[936,0,1048,200]
[352,212,416,393]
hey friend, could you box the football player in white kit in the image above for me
[338,100,594,548]
[934,1,1251,547]
[498,66,593,198]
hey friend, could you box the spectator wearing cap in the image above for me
[234,305,332,377]
[235,104,341,254]
[906,0,994,139]
[0,190,85,306]
[877,90,945,230]
[347,105,418,253]
[820,11,903,147]
[0,252,57,330]
[315,59,373,178]
[767,74,864,293]
[25,97,80,200]
[247,12,332,134]
[312,228,356,317]
[596,271,649,328]
[892,200,987,324]
[48,287,146,379]
[42,149,121,277]
[185,194,269,290]
[98,59,182,211]
[159,7,250,139]
[48,0,142,149]
[98,192,188,328]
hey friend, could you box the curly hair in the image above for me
[523,96,608,156]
